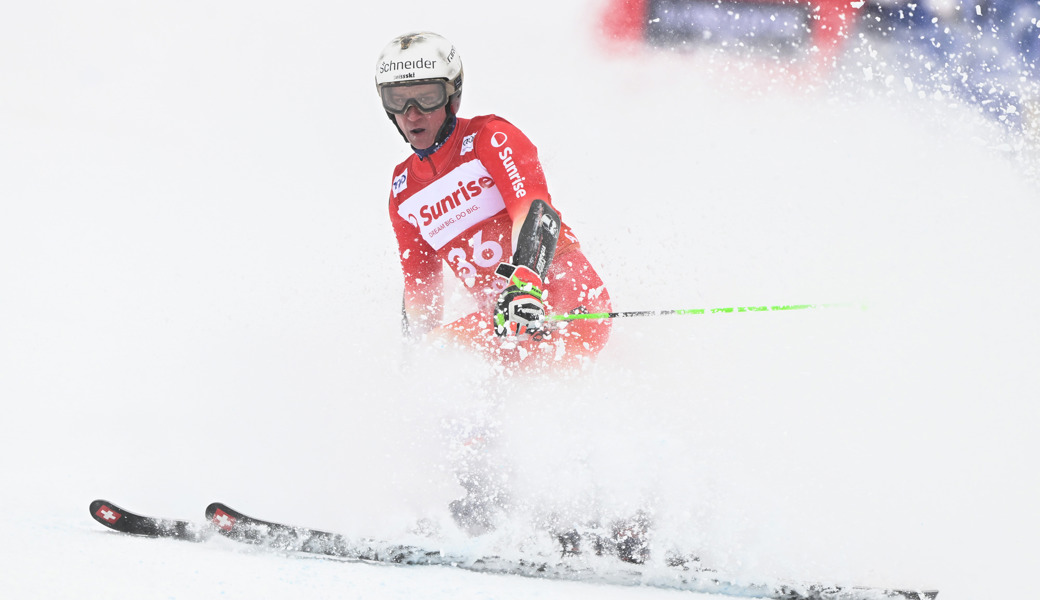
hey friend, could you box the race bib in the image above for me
[396,160,506,250]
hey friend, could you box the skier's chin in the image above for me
[408,130,437,149]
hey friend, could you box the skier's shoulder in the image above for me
[389,151,412,178]
[465,114,535,151]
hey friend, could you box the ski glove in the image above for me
[493,263,547,337]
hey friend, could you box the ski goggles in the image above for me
[380,80,451,115]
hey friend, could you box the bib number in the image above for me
[447,231,504,286]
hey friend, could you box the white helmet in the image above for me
[375,32,463,98]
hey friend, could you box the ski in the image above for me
[88,499,937,600]
[203,502,938,600]
[89,499,210,542]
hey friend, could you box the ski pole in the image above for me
[547,303,858,322]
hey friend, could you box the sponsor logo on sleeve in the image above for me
[541,214,559,236]
[494,135,528,199]
[461,133,475,156]
[392,169,408,198]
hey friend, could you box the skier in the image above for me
[377,31,612,375]
[375,31,642,556]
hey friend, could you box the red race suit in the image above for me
[388,115,611,372]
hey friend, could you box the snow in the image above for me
[2,1,1038,599]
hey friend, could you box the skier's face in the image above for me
[394,104,447,150]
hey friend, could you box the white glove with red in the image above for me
[493,263,546,337]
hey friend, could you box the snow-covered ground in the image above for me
[2,2,1038,599]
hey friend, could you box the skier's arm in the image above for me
[511,198,560,281]
[476,119,564,335]
[390,201,444,339]
[399,255,443,339]
[401,283,442,338]
[490,201,560,336]
[477,118,561,277]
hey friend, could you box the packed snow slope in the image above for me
[2,1,1038,599]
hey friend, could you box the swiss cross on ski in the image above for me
[95,505,121,524]
[211,508,236,532]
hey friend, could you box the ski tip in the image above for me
[89,499,126,530]
[205,502,238,520]
[206,502,244,535]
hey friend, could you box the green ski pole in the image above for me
[547,303,858,322]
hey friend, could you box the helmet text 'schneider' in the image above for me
[378,58,437,75]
